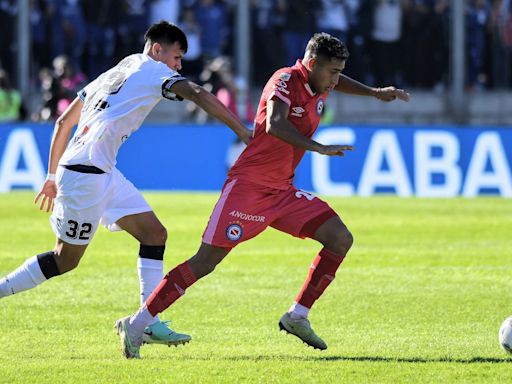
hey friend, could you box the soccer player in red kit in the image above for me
[116,33,410,358]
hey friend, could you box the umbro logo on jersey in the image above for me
[174,283,185,296]
[291,106,305,117]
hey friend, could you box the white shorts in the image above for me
[50,166,151,245]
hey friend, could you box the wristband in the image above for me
[46,173,56,182]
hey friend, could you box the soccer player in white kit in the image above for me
[0,21,252,347]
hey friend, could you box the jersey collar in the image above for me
[293,59,316,97]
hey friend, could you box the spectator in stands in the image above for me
[179,6,203,82]
[188,56,237,123]
[279,0,319,66]
[370,0,404,87]
[53,55,86,115]
[316,0,356,44]
[149,0,180,25]
[251,0,284,86]
[489,0,512,88]
[35,55,86,121]
[81,0,118,79]
[0,0,16,78]
[345,0,371,82]
[0,69,22,122]
[34,68,56,121]
[400,0,449,90]
[319,0,363,81]
[433,0,450,90]
[116,0,150,59]
[48,0,86,73]
[467,0,491,90]
[30,0,51,72]
[194,0,228,59]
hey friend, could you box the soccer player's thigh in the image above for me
[100,168,154,237]
[50,168,109,270]
[270,188,338,240]
[202,179,275,249]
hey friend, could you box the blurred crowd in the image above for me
[0,0,511,122]
[253,0,512,91]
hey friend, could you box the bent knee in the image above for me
[325,228,353,256]
[143,225,168,245]
[156,226,168,244]
[53,251,82,273]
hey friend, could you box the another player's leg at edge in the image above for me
[113,212,192,348]
[0,210,191,349]
[278,215,352,350]
[116,215,352,358]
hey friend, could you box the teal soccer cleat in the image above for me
[143,320,192,347]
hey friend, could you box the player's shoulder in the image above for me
[115,53,145,70]
[140,55,179,78]
[264,64,305,102]
[270,66,299,83]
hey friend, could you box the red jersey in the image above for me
[228,60,329,190]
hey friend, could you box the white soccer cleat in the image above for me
[115,316,143,359]
[279,312,327,350]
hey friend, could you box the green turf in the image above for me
[0,192,511,383]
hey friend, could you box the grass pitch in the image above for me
[0,192,511,383]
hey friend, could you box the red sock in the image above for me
[146,261,197,316]
[295,248,345,309]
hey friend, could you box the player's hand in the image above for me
[317,144,354,157]
[34,180,57,212]
[374,86,410,102]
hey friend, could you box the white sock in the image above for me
[129,304,155,334]
[137,258,163,325]
[288,302,310,319]
[0,256,47,298]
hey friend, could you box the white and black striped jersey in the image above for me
[60,53,185,172]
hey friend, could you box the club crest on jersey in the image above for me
[226,223,243,241]
[316,99,325,116]
[280,73,291,81]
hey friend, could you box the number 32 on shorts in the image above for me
[295,190,315,201]
[65,220,93,240]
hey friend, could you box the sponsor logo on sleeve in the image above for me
[275,73,291,95]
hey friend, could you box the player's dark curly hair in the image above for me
[305,33,349,62]
[144,21,188,53]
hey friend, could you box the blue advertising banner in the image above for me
[0,123,511,197]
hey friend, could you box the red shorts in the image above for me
[202,178,337,249]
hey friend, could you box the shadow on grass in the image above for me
[221,355,512,364]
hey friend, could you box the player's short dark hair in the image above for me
[305,33,349,62]
[144,21,188,53]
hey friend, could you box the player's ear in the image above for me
[152,42,162,58]
[306,57,317,71]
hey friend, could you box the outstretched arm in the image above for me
[35,97,83,211]
[266,98,353,156]
[334,73,410,102]
[171,80,252,144]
